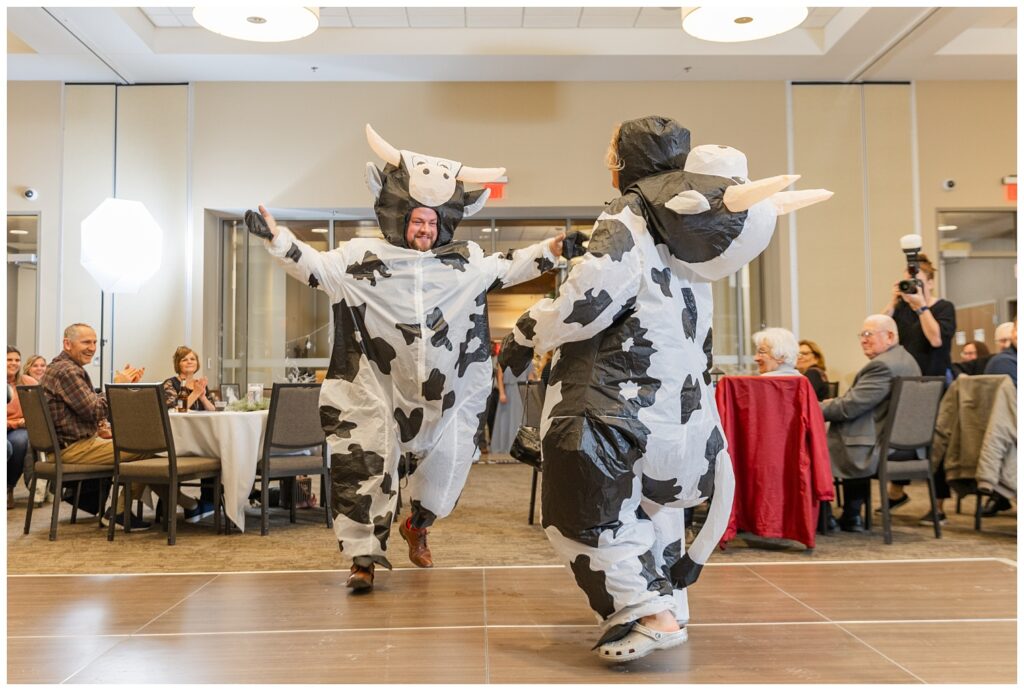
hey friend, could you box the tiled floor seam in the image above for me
[481,568,491,684]
[6,556,1015,578]
[12,617,1017,640]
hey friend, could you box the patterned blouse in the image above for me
[162,377,207,411]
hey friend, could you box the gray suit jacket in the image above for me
[820,345,922,479]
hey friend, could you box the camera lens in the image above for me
[898,279,918,294]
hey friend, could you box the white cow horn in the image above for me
[771,189,834,215]
[723,174,800,212]
[365,124,401,166]
[456,165,506,183]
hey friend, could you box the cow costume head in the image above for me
[364,125,505,249]
[615,115,832,269]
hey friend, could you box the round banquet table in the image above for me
[167,409,268,531]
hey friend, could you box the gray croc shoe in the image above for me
[596,624,688,663]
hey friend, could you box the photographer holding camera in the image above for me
[881,234,957,524]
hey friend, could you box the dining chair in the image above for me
[105,383,222,545]
[18,385,115,541]
[257,383,332,536]
[517,380,545,525]
[867,376,946,544]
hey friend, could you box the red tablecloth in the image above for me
[715,375,834,549]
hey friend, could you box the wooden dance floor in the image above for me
[7,557,1016,683]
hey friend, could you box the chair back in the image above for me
[105,384,173,456]
[517,381,545,428]
[17,385,60,456]
[882,377,946,450]
[264,383,324,451]
[826,381,839,398]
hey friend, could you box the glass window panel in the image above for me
[8,214,40,358]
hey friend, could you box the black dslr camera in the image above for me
[898,234,924,294]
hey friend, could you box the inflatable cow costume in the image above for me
[500,116,832,661]
[249,125,562,588]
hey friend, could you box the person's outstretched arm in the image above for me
[248,204,349,297]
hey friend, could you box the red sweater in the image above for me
[715,375,834,549]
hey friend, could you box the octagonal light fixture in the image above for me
[81,198,163,293]
[682,6,809,43]
[193,6,319,43]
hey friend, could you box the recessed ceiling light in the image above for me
[193,6,319,42]
[9,230,28,235]
[312,227,328,234]
[682,6,808,43]
[937,225,958,231]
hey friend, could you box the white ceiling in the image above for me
[6,6,1017,83]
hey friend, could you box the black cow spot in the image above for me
[642,474,683,506]
[498,334,534,378]
[398,452,418,479]
[661,539,683,581]
[425,307,452,351]
[421,368,446,401]
[320,406,358,439]
[285,243,303,263]
[588,217,635,262]
[441,390,456,414]
[698,427,724,500]
[457,303,491,378]
[569,555,617,619]
[702,327,714,385]
[346,251,392,286]
[331,300,399,382]
[578,315,659,420]
[373,511,394,552]
[669,554,703,589]
[638,549,674,597]
[409,500,438,530]
[433,242,471,272]
[680,374,702,424]
[535,255,555,273]
[565,288,613,327]
[308,273,320,289]
[603,193,645,218]
[394,407,424,443]
[516,315,538,343]
[395,322,421,345]
[651,267,672,297]
[681,288,697,341]
[472,404,489,451]
[487,277,504,292]
[329,443,386,525]
[380,470,396,498]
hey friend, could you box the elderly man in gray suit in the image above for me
[821,314,921,531]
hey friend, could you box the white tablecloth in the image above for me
[167,410,268,531]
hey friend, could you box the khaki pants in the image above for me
[62,435,144,514]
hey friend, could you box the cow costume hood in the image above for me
[364,124,505,249]
[617,115,833,276]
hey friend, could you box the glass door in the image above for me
[7,214,39,357]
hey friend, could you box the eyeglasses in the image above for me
[858,329,882,339]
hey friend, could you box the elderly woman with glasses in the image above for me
[752,328,800,377]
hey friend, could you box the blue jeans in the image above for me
[7,428,29,490]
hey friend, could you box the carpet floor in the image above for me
[6,457,1016,575]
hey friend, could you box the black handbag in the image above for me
[509,381,543,470]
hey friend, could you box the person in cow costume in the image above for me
[500,115,832,662]
[248,125,567,591]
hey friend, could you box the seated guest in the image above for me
[797,339,830,402]
[161,346,217,522]
[820,315,921,531]
[985,318,1017,387]
[753,328,800,376]
[41,323,151,529]
[952,340,992,378]
[20,354,51,505]
[994,321,1015,352]
[7,346,37,509]
[162,346,216,412]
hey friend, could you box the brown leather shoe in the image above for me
[345,563,374,591]
[399,518,434,568]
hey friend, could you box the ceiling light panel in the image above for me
[467,8,524,28]
[579,7,641,28]
[523,7,582,28]
[347,8,409,28]
[635,7,685,29]
[407,8,466,28]
[682,7,809,42]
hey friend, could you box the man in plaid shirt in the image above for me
[41,323,147,528]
